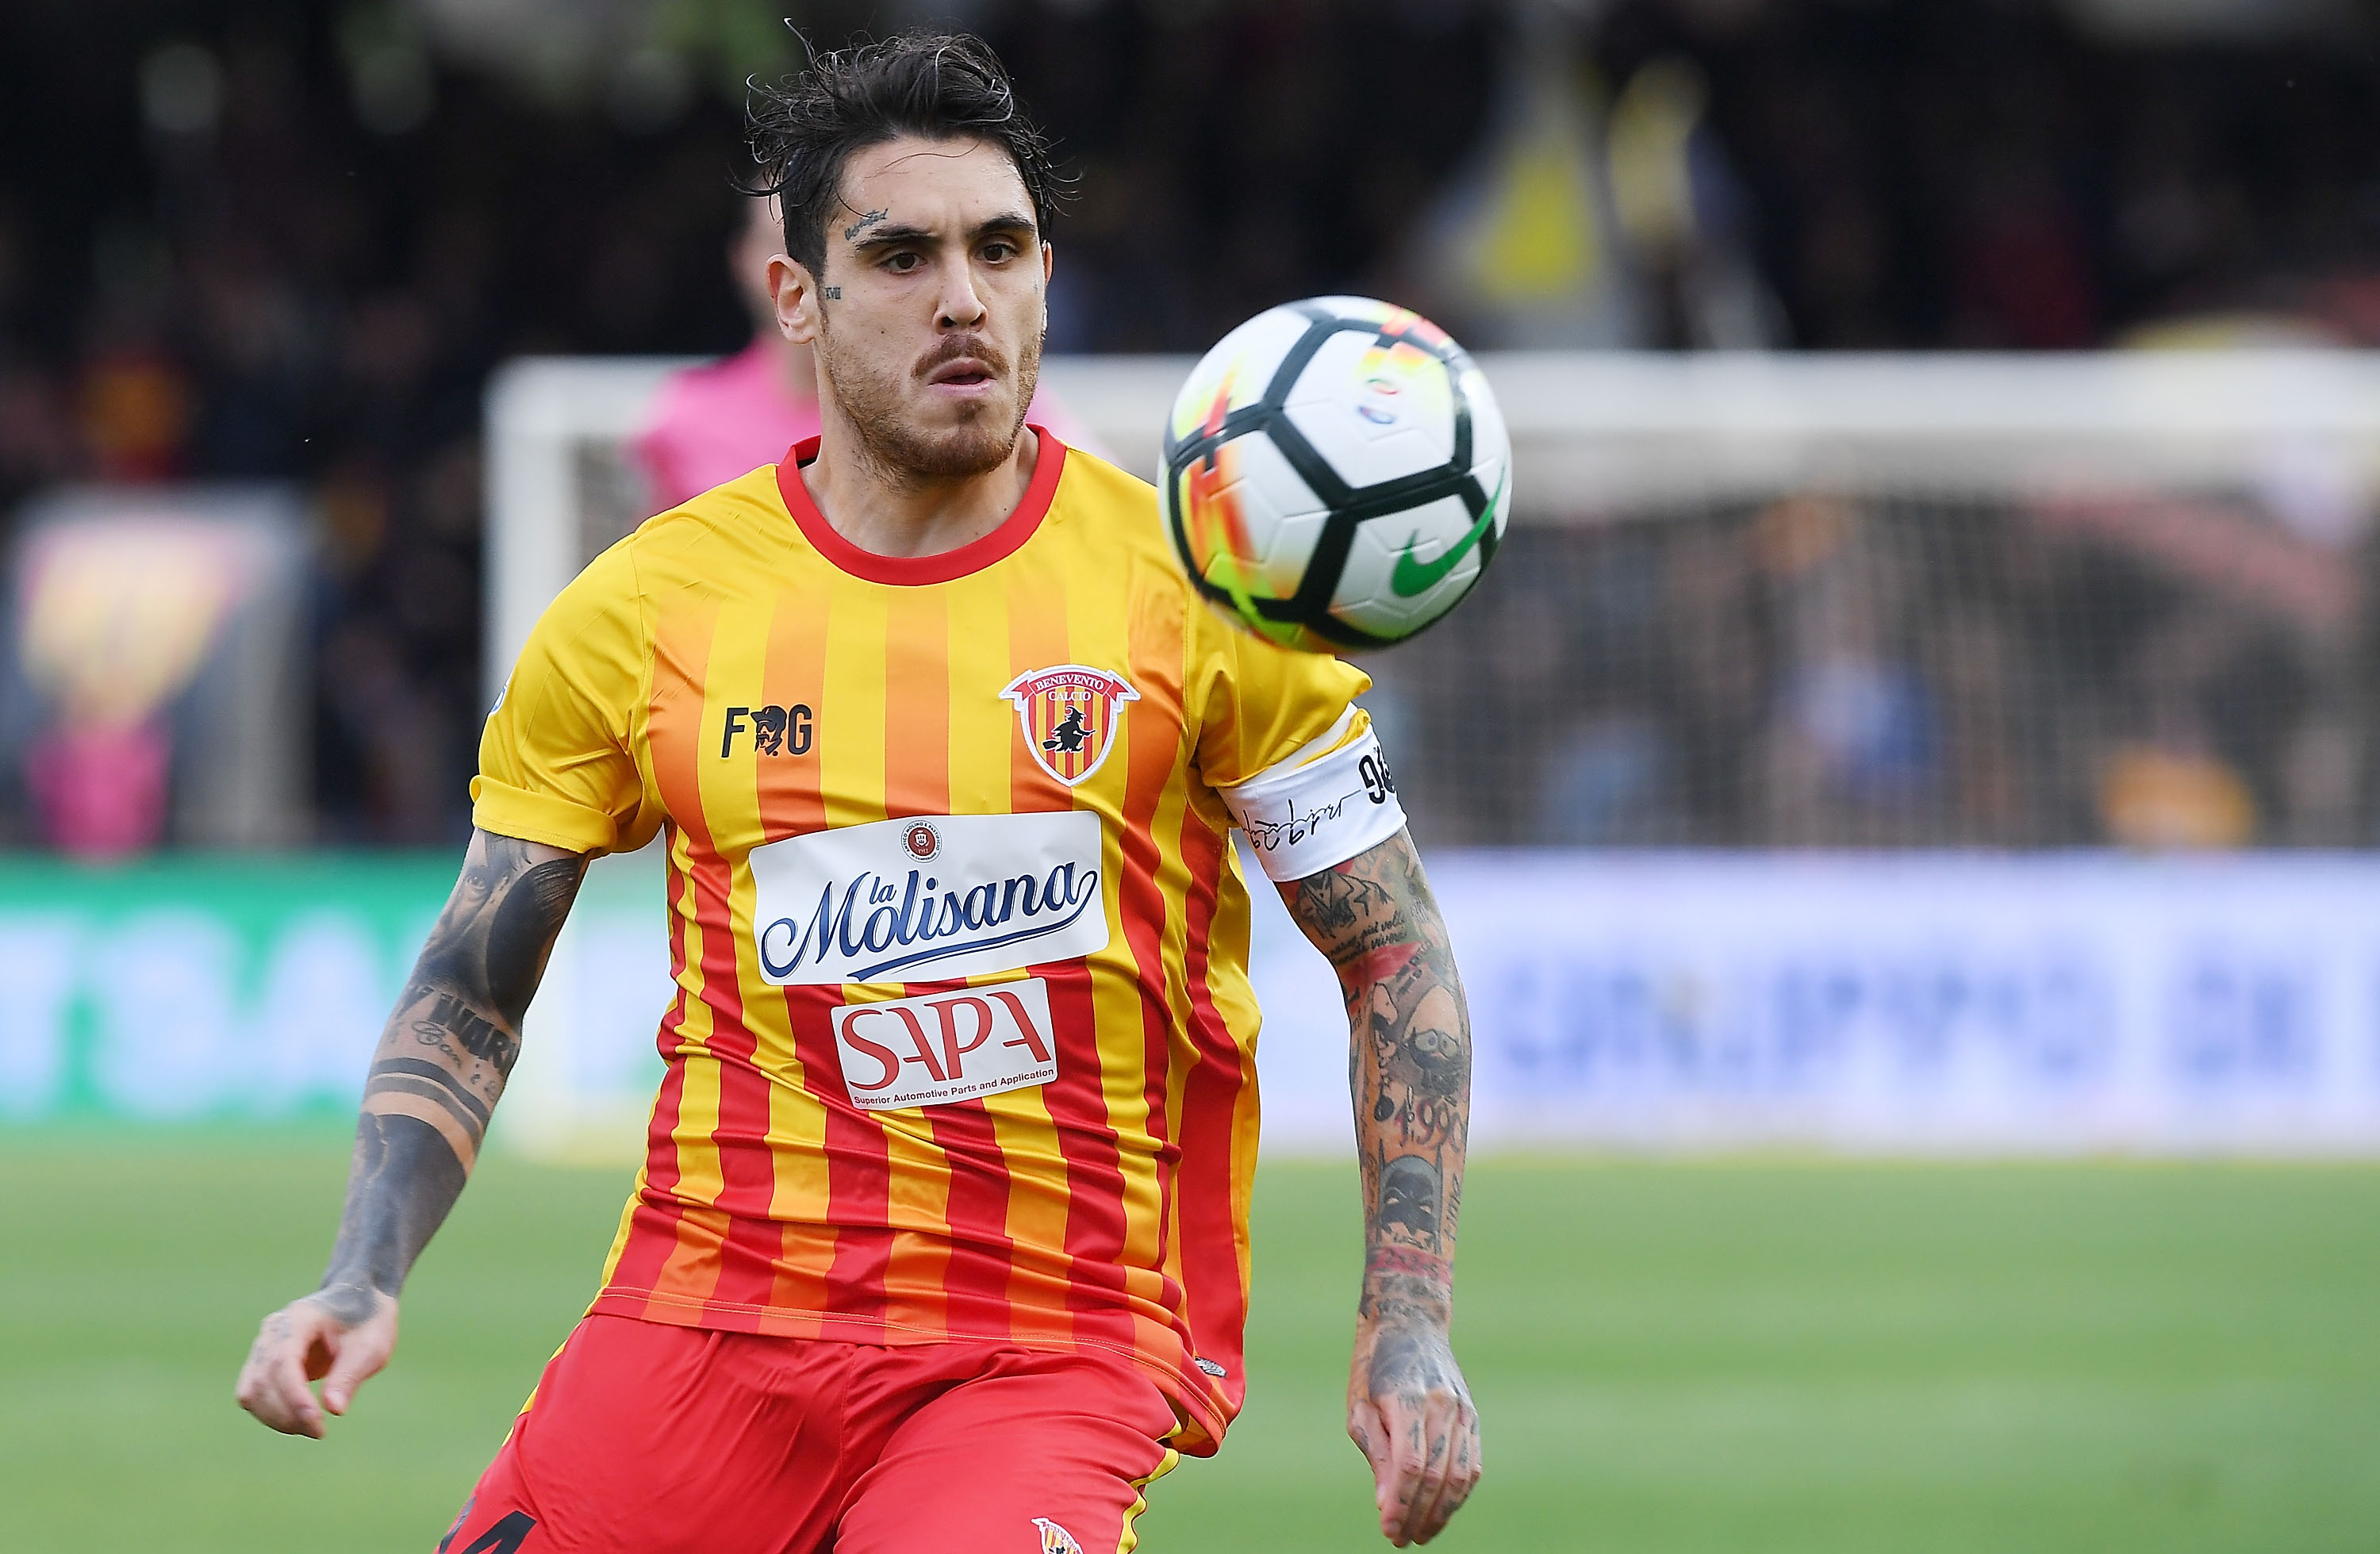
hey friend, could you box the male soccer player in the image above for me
[236,32,1480,1552]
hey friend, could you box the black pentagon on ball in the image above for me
[1162,303,1501,651]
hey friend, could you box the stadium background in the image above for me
[5,1,2380,1550]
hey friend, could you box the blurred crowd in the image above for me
[0,5,762,843]
[1595,0,2380,352]
[0,0,2376,844]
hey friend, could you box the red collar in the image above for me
[774,424,1068,585]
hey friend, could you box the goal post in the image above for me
[485,350,2380,1160]
[483,357,698,712]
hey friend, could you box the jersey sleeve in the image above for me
[470,543,654,856]
[1189,605,1408,881]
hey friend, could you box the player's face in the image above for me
[776,135,1050,483]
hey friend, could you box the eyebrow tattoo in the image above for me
[847,212,1038,255]
[843,209,888,240]
[850,221,935,250]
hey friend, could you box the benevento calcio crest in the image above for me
[1002,665,1138,788]
[1033,1518,1084,1554]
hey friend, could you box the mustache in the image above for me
[916,334,1009,378]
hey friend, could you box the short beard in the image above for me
[817,315,1042,489]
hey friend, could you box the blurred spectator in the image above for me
[1605,56,1785,349]
[1534,712,1682,844]
[1410,10,1641,350]
[1753,499,1941,842]
[633,195,824,511]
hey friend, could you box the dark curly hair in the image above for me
[742,31,1068,278]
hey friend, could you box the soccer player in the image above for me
[236,32,1481,1552]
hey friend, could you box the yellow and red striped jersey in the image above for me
[474,431,1370,1452]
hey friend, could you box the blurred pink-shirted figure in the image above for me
[635,196,1090,510]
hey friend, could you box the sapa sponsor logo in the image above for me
[833,978,1058,1111]
[748,812,1108,986]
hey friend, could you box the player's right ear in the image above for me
[769,253,823,345]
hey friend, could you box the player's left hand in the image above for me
[1348,1314,1482,1545]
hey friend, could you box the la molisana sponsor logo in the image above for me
[747,812,1109,986]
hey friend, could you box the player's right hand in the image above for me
[235,1287,398,1438]
[1348,1312,1482,1546]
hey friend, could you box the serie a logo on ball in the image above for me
[1162,295,1513,654]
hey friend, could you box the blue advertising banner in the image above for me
[1250,852,2380,1154]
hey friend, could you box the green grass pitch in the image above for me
[3,1136,2376,1552]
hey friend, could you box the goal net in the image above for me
[486,351,2380,1158]
[491,351,2380,853]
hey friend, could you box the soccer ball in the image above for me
[1161,296,1511,653]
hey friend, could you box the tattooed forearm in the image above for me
[1378,1154,1445,1247]
[407,990,520,1072]
[316,830,585,1314]
[1284,830,1472,1337]
[1368,1245,1453,1283]
[1288,829,1484,1537]
[315,1113,469,1318]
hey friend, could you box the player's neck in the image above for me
[800,415,1040,560]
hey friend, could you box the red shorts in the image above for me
[436,1315,1180,1554]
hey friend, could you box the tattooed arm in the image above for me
[236,830,587,1437]
[1284,829,1481,1547]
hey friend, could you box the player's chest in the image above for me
[640,597,1183,850]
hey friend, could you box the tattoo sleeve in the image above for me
[1283,830,1471,1335]
[316,829,586,1319]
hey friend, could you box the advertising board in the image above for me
[0,854,445,1122]
[1257,852,2380,1153]
[6,848,2379,1157]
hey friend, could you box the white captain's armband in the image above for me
[1220,712,1407,882]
